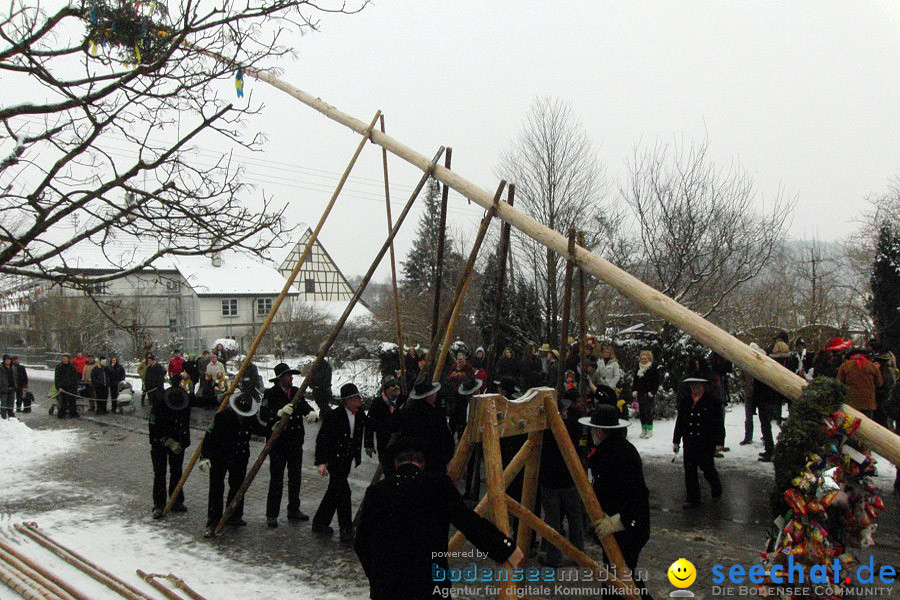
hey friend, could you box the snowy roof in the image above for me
[265,224,312,268]
[309,300,373,324]
[174,252,298,297]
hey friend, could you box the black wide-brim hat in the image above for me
[229,391,260,417]
[579,404,626,429]
[164,387,190,411]
[340,382,362,401]
[593,384,617,406]
[458,377,483,396]
[409,381,441,400]
[385,435,429,466]
[269,362,301,383]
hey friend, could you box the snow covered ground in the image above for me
[0,419,338,600]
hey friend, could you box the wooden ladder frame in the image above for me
[447,388,642,600]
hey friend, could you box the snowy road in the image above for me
[2,372,898,599]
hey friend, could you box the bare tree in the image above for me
[622,140,792,319]
[0,0,366,291]
[496,97,619,343]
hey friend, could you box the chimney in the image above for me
[211,252,222,267]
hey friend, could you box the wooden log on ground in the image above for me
[0,540,88,600]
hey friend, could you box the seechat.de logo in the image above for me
[668,558,697,598]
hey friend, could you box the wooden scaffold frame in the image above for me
[446,388,643,600]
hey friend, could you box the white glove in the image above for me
[672,443,680,454]
[277,403,294,418]
[305,409,318,423]
[631,391,638,398]
[592,514,624,539]
[198,458,211,473]
[164,438,183,455]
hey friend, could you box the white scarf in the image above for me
[636,361,652,377]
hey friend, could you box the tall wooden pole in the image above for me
[431,149,452,346]
[426,181,505,382]
[577,231,588,399]
[486,185,515,386]
[162,110,382,515]
[379,115,407,394]
[202,61,900,466]
[216,148,446,534]
[556,230,576,394]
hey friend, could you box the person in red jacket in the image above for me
[72,350,87,376]
[167,349,185,380]
[837,349,883,418]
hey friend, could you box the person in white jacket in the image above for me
[596,346,622,390]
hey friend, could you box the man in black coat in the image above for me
[396,381,455,475]
[309,357,333,413]
[12,357,28,413]
[91,356,111,414]
[364,376,405,473]
[581,405,651,600]
[54,354,80,418]
[260,362,315,527]
[148,360,191,519]
[199,390,265,537]
[673,374,724,509]
[354,437,524,600]
[313,383,367,542]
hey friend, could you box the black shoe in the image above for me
[758,454,772,462]
[171,504,187,513]
[267,518,278,528]
[152,508,164,520]
[712,488,723,499]
[311,525,333,536]
[204,527,215,539]
[714,452,724,458]
[339,529,353,544]
[23,408,31,414]
[758,452,769,457]
[227,518,248,527]
[739,439,752,446]
[682,501,702,510]
[287,511,309,522]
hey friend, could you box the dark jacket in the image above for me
[238,363,262,397]
[107,363,126,390]
[494,356,519,384]
[364,392,406,463]
[15,363,27,389]
[309,360,332,390]
[315,405,366,475]
[260,384,313,444]
[183,359,200,385]
[354,464,516,600]
[144,362,167,405]
[54,362,79,394]
[520,354,544,390]
[545,359,561,388]
[631,364,660,396]
[587,434,650,547]
[673,384,723,456]
[540,407,583,489]
[396,400,455,475]
[201,407,264,464]
[90,363,110,392]
[0,364,16,394]
[149,387,191,448]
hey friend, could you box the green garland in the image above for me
[83,1,172,65]
[771,377,847,514]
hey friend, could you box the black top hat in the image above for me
[269,362,301,383]
[385,436,428,466]
[164,386,190,411]
[578,404,626,429]
[457,377,483,396]
[593,384,618,406]
[409,381,441,400]
[340,383,361,402]
[229,390,260,417]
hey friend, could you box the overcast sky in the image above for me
[232,1,900,279]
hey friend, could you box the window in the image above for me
[85,282,108,295]
[165,280,180,294]
[221,298,238,317]
[257,297,273,316]
[304,278,316,293]
[168,318,178,333]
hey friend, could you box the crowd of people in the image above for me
[16,329,898,600]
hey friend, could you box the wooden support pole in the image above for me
[216,147,446,534]
[0,561,53,600]
[577,231,588,400]
[0,540,89,600]
[556,230,576,394]
[486,185,515,386]
[480,398,517,600]
[542,398,639,599]
[447,435,534,552]
[16,523,154,600]
[136,571,183,600]
[163,110,382,514]
[428,181,505,382]
[446,422,475,483]
[515,430,543,557]
[505,496,640,600]
[379,115,408,395]
[0,549,74,600]
[431,149,453,347]
[199,58,899,464]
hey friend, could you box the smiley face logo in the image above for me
[668,558,697,588]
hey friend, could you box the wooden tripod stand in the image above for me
[446,388,642,600]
